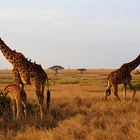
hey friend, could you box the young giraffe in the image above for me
[105,54,140,102]
[2,84,27,120]
[0,38,50,119]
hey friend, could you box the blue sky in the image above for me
[0,0,140,69]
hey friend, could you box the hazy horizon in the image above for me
[0,0,140,69]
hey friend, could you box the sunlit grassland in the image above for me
[0,69,140,140]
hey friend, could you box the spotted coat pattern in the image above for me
[105,54,140,101]
[0,38,50,119]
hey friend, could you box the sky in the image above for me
[0,0,140,69]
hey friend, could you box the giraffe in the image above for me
[105,54,140,102]
[2,84,27,120]
[0,38,50,119]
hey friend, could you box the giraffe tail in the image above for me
[107,88,111,96]
[47,90,50,110]
[106,80,111,96]
[46,78,50,111]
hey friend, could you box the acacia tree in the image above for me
[77,68,87,74]
[49,65,64,76]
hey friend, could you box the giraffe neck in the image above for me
[125,54,140,72]
[0,39,17,65]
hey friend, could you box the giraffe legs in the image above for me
[12,99,22,120]
[128,82,136,102]
[16,98,22,120]
[21,100,27,118]
[113,85,121,101]
[42,83,50,112]
[36,89,44,119]
[124,83,127,100]
[12,100,16,120]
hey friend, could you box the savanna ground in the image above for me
[0,69,140,140]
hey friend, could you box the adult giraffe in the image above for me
[105,54,140,102]
[0,38,50,119]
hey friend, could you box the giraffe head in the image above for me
[125,54,140,72]
[133,54,140,65]
[0,38,25,65]
[0,38,13,57]
[0,38,6,44]
[137,54,140,61]
[0,38,6,49]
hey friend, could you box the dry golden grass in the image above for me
[0,69,140,140]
